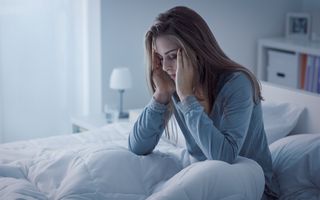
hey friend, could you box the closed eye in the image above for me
[168,54,177,60]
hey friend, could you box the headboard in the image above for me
[261,81,320,134]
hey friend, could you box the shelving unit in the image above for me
[257,37,320,94]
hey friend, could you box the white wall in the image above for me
[87,0,103,115]
[101,0,302,110]
[0,1,71,142]
[0,44,3,143]
[302,0,320,39]
[0,0,102,143]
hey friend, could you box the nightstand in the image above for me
[71,113,108,133]
[71,109,142,133]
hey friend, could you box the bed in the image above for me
[261,81,320,200]
[0,81,319,200]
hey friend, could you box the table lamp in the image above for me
[109,67,132,119]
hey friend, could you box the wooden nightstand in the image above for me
[71,109,142,133]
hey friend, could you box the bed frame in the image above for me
[261,81,320,134]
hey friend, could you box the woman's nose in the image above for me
[162,59,172,72]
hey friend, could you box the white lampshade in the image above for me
[109,67,132,90]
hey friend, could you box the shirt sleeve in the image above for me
[128,97,168,155]
[176,74,254,163]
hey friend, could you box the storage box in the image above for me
[268,50,297,68]
[267,65,299,88]
[267,50,299,88]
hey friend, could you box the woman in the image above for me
[128,6,279,199]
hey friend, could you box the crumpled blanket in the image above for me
[0,122,264,200]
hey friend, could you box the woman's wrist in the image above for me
[153,91,171,105]
[179,93,193,102]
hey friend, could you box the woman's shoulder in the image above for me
[218,71,253,96]
[221,71,251,87]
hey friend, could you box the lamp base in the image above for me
[119,111,129,119]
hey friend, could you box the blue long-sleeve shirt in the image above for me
[128,72,277,196]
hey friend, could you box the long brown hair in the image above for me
[145,6,262,139]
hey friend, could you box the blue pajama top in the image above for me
[128,72,278,196]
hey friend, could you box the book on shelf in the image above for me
[318,57,320,94]
[304,56,314,91]
[302,55,320,94]
[300,54,307,89]
[312,57,320,93]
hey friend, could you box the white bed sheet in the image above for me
[0,122,264,200]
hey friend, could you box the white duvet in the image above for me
[0,122,264,200]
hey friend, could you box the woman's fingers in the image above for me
[178,48,191,70]
[177,48,182,70]
[152,50,157,70]
[176,48,194,100]
[152,50,160,70]
[182,49,191,71]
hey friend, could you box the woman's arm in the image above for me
[128,97,168,155]
[177,74,254,163]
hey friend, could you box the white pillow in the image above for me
[269,134,320,199]
[262,101,304,144]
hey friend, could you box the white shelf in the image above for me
[259,37,320,56]
[257,37,320,91]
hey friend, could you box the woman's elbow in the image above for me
[223,147,238,164]
[208,155,236,164]
[207,146,238,164]
[222,153,237,164]
[219,139,239,163]
[128,138,152,156]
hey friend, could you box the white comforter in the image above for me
[0,122,264,200]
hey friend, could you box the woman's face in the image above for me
[155,35,179,80]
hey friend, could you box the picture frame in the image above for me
[285,13,311,40]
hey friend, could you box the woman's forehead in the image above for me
[154,35,179,54]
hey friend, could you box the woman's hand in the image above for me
[176,49,194,101]
[152,50,175,104]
